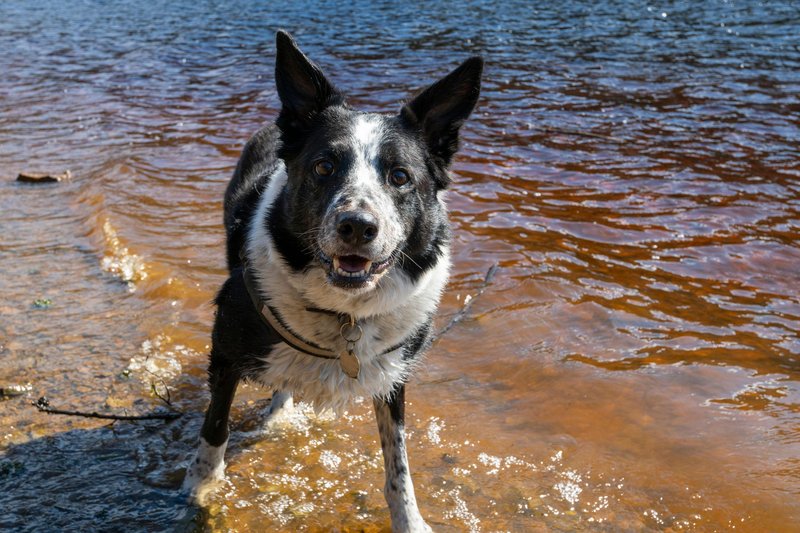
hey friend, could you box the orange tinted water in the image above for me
[1,1,799,531]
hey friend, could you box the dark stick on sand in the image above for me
[432,263,499,343]
[32,396,182,421]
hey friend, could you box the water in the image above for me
[1,1,799,530]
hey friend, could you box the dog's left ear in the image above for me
[401,57,483,179]
[275,31,343,132]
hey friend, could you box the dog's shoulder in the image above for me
[211,267,281,373]
[225,124,281,213]
[224,125,282,271]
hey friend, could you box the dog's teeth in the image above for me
[335,266,370,278]
[332,258,372,279]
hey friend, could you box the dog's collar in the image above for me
[239,253,406,380]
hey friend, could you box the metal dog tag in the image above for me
[339,316,362,379]
[340,348,360,379]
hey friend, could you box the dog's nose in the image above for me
[336,211,379,245]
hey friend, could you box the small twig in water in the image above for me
[32,396,182,421]
[432,263,499,343]
[144,369,172,407]
[418,376,463,386]
[150,381,172,407]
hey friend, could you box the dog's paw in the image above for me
[397,522,432,533]
[404,521,432,533]
[261,390,296,428]
[391,514,433,533]
[181,439,227,504]
[267,390,294,416]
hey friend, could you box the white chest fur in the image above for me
[245,163,450,411]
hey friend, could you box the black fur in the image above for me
[223,33,482,284]
[386,384,406,426]
[223,126,282,271]
[210,27,483,419]
[210,269,282,378]
[274,32,346,161]
[402,321,433,361]
[266,187,316,272]
[189,30,483,529]
[209,28,482,431]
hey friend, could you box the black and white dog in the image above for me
[183,31,482,532]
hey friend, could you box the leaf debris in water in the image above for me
[32,298,52,308]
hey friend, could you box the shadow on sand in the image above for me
[0,410,211,532]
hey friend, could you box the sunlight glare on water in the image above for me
[1,0,799,531]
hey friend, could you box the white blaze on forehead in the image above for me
[349,114,387,195]
[352,114,385,164]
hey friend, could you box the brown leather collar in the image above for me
[239,253,410,379]
[241,257,340,360]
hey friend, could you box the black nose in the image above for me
[336,211,379,245]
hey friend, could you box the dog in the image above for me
[183,30,482,532]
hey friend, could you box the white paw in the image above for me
[391,513,433,533]
[267,390,294,416]
[404,521,432,533]
[181,438,227,503]
[262,391,295,428]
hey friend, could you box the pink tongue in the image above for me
[339,255,369,273]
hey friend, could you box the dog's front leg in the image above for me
[374,385,431,532]
[183,360,240,500]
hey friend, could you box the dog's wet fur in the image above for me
[183,31,482,531]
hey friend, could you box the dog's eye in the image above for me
[389,168,410,187]
[314,160,335,177]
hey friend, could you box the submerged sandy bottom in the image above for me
[2,1,799,531]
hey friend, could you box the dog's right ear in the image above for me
[275,31,342,131]
[400,56,483,187]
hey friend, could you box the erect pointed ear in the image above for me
[401,56,483,170]
[274,31,343,131]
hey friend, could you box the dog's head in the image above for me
[273,31,482,293]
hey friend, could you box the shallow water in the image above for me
[1,0,799,531]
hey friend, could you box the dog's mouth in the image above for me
[319,253,393,289]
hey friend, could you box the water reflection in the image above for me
[1,0,799,530]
